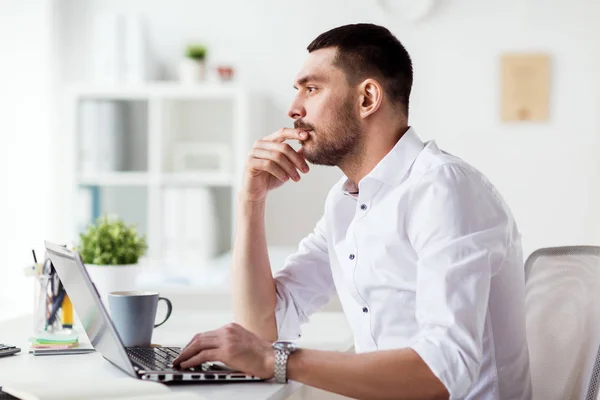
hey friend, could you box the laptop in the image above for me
[44,241,263,383]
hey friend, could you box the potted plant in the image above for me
[78,215,148,304]
[179,43,208,83]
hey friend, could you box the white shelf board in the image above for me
[68,82,245,100]
[77,172,151,186]
[160,172,235,186]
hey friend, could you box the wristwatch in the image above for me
[272,340,297,383]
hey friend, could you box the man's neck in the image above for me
[340,124,409,187]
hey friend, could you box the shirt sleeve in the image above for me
[273,215,335,340]
[407,163,512,399]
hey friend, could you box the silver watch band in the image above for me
[274,349,290,383]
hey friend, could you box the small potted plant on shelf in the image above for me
[78,214,148,304]
[179,43,208,83]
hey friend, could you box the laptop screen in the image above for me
[44,241,137,377]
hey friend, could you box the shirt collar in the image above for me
[341,127,425,194]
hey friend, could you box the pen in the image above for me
[46,289,66,329]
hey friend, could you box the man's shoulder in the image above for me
[409,141,516,221]
[409,141,485,186]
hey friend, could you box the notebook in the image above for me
[0,377,207,400]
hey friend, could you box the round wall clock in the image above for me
[377,0,437,22]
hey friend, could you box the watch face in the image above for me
[273,341,297,352]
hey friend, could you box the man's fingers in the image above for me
[264,128,308,143]
[248,157,289,182]
[179,349,220,369]
[256,141,309,174]
[181,330,219,352]
[174,335,220,366]
[250,148,301,181]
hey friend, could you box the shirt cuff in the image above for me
[273,283,304,340]
[410,336,475,399]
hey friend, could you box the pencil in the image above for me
[62,294,73,329]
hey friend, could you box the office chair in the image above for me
[525,246,600,400]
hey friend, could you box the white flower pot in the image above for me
[85,263,142,308]
[179,58,206,83]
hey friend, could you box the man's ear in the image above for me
[358,78,383,119]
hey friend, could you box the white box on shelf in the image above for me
[91,13,124,83]
[78,100,124,173]
[76,187,93,232]
[96,101,125,172]
[162,187,183,240]
[162,187,184,267]
[122,14,153,83]
[172,142,231,173]
[78,101,98,173]
[183,187,219,265]
[91,13,155,84]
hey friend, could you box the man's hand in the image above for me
[172,323,275,379]
[241,128,310,203]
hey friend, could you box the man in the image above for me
[174,23,532,400]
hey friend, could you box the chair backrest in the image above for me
[525,246,600,400]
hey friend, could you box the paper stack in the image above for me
[30,331,79,350]
[28,331,95,355]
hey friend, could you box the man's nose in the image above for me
[287,99,306,120]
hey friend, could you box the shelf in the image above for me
[69,83,256,266]
[68,82,245,101]
[76,172,235,187]
[77,172,151,186]
[160,172,235,187]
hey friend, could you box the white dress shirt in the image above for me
[273,128,532,399]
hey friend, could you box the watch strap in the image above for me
[274,348,289,383]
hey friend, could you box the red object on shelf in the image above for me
[217,66,234,81]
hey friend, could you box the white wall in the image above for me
[56,0,600,258]
[0,0,58,318]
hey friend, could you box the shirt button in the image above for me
[349,254,355,260]
[360,204,367,210]
[362,307,369,313]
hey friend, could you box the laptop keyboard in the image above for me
[0,344,20,358]
[126,347,180,371]
[126,347,225,373]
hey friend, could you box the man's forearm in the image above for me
[286,348,448,400]
[231,197,278,342]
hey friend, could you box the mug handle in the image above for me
[154,297,173,328]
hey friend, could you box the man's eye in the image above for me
[307,87,317,93]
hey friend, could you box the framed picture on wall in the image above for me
[501,53,551,122]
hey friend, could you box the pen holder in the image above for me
[33,272,62,334]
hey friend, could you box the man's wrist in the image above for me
[238,195,266,212]
[284,348,302,382]
[264,346,275,379]
[271,341,298,383]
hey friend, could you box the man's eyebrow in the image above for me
[293,74,325,89]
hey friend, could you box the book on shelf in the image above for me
[162,187,219,267]
[79,100,124,174]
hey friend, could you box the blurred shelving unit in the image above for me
[66,82,263,270]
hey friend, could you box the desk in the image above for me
[0,310,353,400]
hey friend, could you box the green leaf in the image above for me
[77,214,148,266]
[186,44,207,60]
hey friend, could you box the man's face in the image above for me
[288,48,362,166]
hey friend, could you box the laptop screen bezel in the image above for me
[44,241,138,378]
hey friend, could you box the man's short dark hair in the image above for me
[307,23,413,115]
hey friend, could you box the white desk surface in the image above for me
[0,310,353,400]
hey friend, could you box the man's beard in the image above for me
[294,99,362,167]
